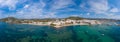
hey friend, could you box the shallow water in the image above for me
[0,22,120,42]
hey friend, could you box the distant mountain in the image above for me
[87,18,120,22]
[0,16,120,23]
[0,17,17,21]
[0,17,22,23]
[65,16,84,20]
[0,16,84,21]
[0,17,57,23]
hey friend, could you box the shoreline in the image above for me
[3,21,120,28]
[21,23,94,28]
[3,19,103,28]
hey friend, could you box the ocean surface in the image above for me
[0,22,120,42]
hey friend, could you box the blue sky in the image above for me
[0,0,120,19]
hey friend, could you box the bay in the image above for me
[0,22,120,42]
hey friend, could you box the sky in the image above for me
[0,0,120,19]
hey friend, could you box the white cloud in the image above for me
[11,1,57,19]
[23,5,30,8]
[44,12,56,18]
[51,0,74,10]
[105,13,114,16]
[86,13,90,15]
[86,0,120,19]
[107,14,120,19]
[0,0,119,19]
[0,10,6,18]
[14,4,44,19]
[39,0,46,8]
[88,0,109,14]
[0,0,57,19]
[103,13,120,19]
[110,8,119,12]
[71,15,79,17]
[109,14,114,16]
[80,3,86,8]
[0,0,18,10]
[80,14,83,16]
[0,13,2,18]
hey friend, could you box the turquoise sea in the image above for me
[0,22,120,42]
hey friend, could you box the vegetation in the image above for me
[0,16,119,24]
[50,23,56,26]
[0,16,84,22]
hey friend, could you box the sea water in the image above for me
[0,22,120,42]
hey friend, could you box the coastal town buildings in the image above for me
[18,19,102,28]
[1,17,103,28]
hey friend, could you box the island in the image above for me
[0,16,119,28]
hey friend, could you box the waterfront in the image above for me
[0,22,120,42]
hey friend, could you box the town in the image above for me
[0,17,103,28]
[22,19,102,28]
